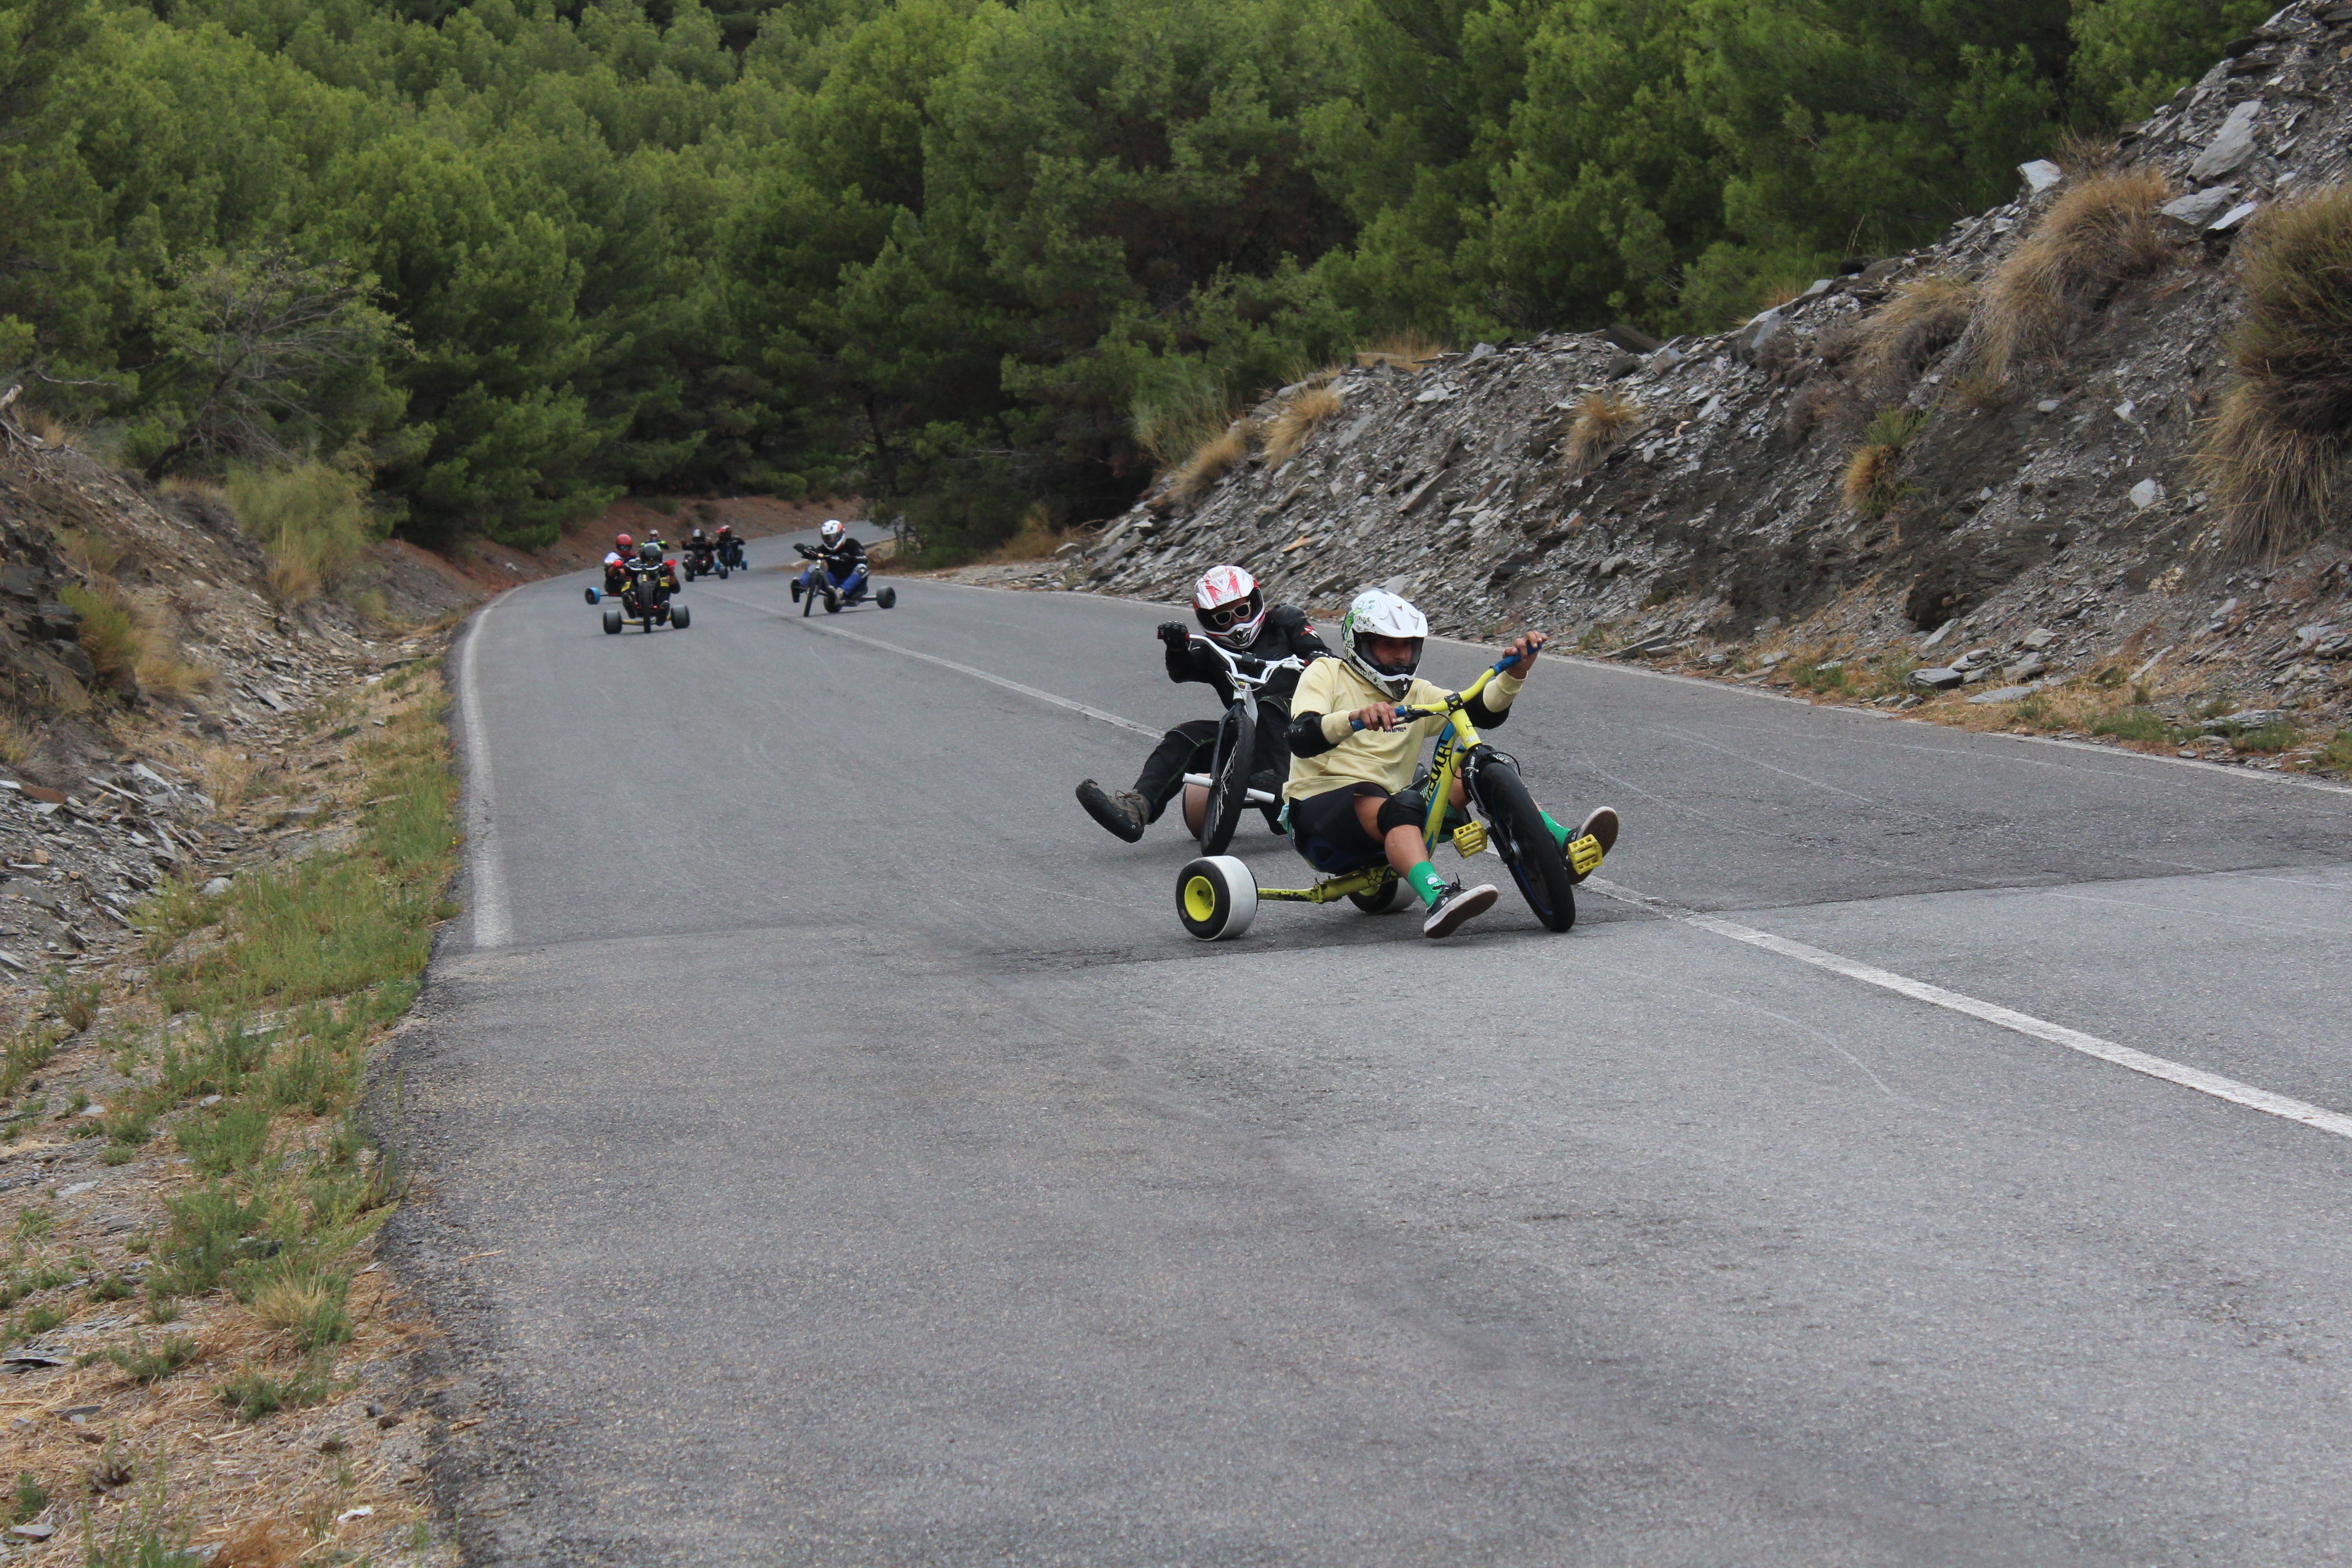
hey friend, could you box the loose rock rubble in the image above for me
[1071,0,2352,771]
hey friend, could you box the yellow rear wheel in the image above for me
[1176,855,1257,940]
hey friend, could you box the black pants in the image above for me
[1132,703,1291,823]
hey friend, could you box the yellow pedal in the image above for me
[1450,821,1489,858]
[1568,833,1604,877]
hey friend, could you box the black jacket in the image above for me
[816,536,866,573]
[1166,605,1327,707]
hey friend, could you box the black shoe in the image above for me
[1421,881,1499,938]
[1077,779,1147,843]
[1568,806,1620,883]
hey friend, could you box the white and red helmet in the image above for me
[1192,564,1265,649]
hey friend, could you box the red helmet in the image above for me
[614,533,634,553]
[1193,564,1265,649]
[715,524,732,537]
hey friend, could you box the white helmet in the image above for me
[819,519,845,546]
[1192,564,1265,649]
[1340,588,1427,700]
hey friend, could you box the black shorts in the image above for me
[1289,784,1426,872]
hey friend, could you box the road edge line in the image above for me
[456,593,513,950]
[1585,875,2352,1142]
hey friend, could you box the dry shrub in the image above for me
[53,527,124,578]
[1856,275,1974,400]
[987,505,1067,563]
[1785,377,1846,443]
[216,1514,309,1568]
[62,579,211,701]
[2054,131,2122,176]
[196,743,257,815]
[1975,169,2175,381]
[2199,186,2352,560]
[1355,330,1450,371]
[1842,407,1929,519]
[1262,385,1343,467]
[0,710,30,767]
[18,406,76,449]
[1945,369,2010,411]
[1171,421,1255,500]
[225,464,378,604]
[1564,389,1644,473]
[157,475,227,504]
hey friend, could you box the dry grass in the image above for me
[1856,275,1975,401]
[1784,377,1844,442]
[2054,131,2122,176]
[62,578,211,702]
[2197,186,2352,561]
[1975,169,2175,381]
[1355,330,1450,371]
[1841,407,1929,519]
[158,475,228,504]
[54,526,125,578]
[196,742,259,815]
[1564,389,1644,473]
[1262,386,1343,468]
[226,464,377,605]
[0,709,34,767]
[1170,421,1255,500]
[986,505,1068,563]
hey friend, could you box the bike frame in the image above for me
[1254,657,1514,906]
[1177,638,1304,807]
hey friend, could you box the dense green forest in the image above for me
[0,0,2266,551]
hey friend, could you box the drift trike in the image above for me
[1175,652,1602,940]
[791,543,897,615]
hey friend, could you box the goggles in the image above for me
[1201,599,1255,630]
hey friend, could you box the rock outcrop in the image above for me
[1077,0,2352,755]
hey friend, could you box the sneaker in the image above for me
[1076,779,1148,842]
[1567,806,1619,882]
[1421,881,1499,938]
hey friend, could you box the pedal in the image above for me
[1449,821,1488,858]
[1568,834,1604,877]
[1181,774,1211,789]
[1244,789,1277,805]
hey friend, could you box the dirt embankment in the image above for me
[1073,0,2352,775]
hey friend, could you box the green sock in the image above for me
[1539,809,1570,849]
[1406,861,1447,907]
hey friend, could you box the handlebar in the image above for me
[1346,646,1534,730]
[1182,635,1303,685]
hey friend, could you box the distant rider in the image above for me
[715,524,744,569]
[1283,588,1618,938]
[1075,565,1328,842]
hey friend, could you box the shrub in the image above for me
[107,1331,199,1384]
[2228,718,2299,753]
[217,1358,332,1422]
[1564,389,1643,474]
[1354,330,1449,371]
[1976,170,2174,382]
[59,582,142,692]
[1842,407,1929,518]
[225,463,381,603]
[1132,365,1240,470]
[1261,385,1343,468]
[2197,187,2352,561]
[1169,422,1254,500]
[1857,275,1975,402]
[2317,730,2352,774]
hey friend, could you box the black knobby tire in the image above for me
[1197,703,1255,856]
[602,607,622,635]
[1477,759,1574,931]
[672,603,690,630]
[877,586,897,609]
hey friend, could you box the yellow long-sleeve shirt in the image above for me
[1281,656,1524,802]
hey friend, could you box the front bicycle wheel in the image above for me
[1477,759,1574,932]
[1198,704,1255,856]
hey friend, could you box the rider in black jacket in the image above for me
[1076,565,1328,842]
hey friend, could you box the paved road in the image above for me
[392,539,2352,1566]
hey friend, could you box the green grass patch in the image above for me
[2315,730,2352,774]
[107,1331,198,1384]
[2092,707,2172,743]
[217,1357,332,1422]
[2228,719,2299,754]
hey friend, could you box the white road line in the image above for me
[736,580,2352,1142]
[457,594,513,950]
[723,593,1162,738]
[1585,876,2352,1143]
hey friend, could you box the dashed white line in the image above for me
[457,593,513,950]
[1586,876,2352,1143]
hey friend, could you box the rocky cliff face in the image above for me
[1076,0,2352,760]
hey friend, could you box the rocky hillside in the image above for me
[1079,0,2352,767]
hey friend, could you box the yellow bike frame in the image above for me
[1256,662,1509,905]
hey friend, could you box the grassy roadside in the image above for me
[0,660,460,1565]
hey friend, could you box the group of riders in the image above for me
[1078,565,1620,940]
[601,518,871,602]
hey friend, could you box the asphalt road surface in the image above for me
[391,536,2352,1566]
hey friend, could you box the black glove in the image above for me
[1157,622,1190,648]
